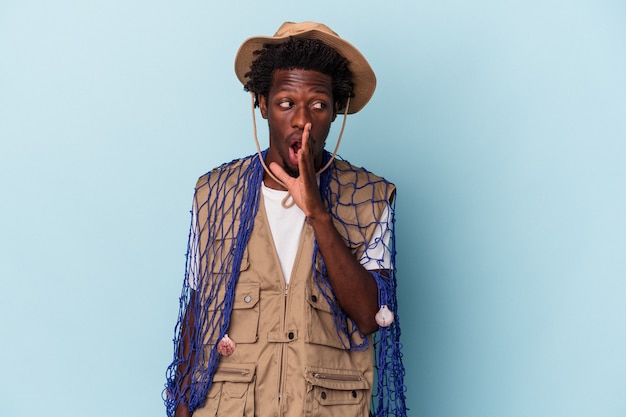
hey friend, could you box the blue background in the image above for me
[1,1,625,416]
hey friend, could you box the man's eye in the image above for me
[279,101,292,109]
[312,102,327,110]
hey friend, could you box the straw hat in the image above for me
[234,21,376,114]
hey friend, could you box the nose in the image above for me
[291,105,311,130]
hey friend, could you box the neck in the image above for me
[262,173,288,191]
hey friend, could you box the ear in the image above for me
[332,101,339,122]
[259,95,269,119]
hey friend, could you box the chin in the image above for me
[281,158,300,178]
[286,167,300,178]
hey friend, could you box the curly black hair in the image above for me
[244,37,354,111]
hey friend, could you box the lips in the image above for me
[288,137,302,166]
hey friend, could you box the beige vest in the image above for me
[193,159,394,417]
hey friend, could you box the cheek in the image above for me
[316,119,333,140]
[266,114,286,134]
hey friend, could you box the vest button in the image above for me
[321,391,327,400]
[311,295,317,302]
[243,295,252,303]
[352,390,357,398]
[288,331,294,340]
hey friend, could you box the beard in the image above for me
[281,156,300,178]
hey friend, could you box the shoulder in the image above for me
[331,157,396,203]
[195,154,257,191]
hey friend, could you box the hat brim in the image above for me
[234,28,376,114]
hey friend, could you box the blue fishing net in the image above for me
[165,150,406,416]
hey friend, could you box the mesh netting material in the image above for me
[164,150,406,416]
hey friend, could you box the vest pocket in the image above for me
[204,282,260,344]
[306,283,350,349]
[206,237,250,273]
[307,251,368,349]
[193,363,256,417]
[226,282,260,344]
[304,366,370,417]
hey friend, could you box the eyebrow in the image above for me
[274,86,332,95]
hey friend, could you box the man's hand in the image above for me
[269,123,326,219]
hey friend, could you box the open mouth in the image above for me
[288,141,301,166]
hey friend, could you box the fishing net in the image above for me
[164,150,406,416]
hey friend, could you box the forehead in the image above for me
[270,68,333,95]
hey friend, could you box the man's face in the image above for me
[260,68,337,179]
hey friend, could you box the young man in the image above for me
[165,22,406,417]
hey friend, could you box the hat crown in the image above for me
[273,21,339,38]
